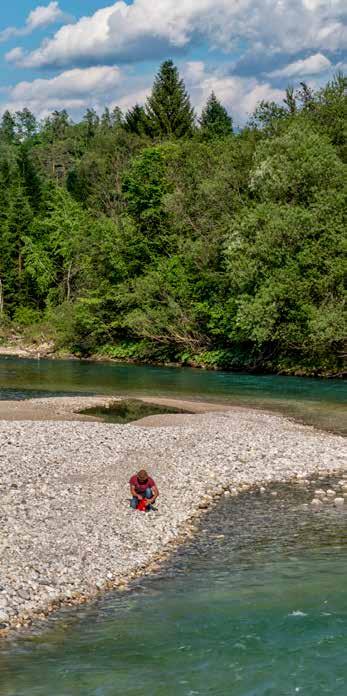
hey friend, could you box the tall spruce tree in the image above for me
[145,60,195,138]
[199,92,233,139]
[124,104,148,135]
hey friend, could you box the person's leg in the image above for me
[145,487,157,511]
[130,496,138,509]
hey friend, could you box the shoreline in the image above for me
[0,397,346,638]
[0,344,344,379]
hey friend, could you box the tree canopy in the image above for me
[145,60,195,139]
[0,64,345,375]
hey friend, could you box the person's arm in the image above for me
[148,484,159,504]
[130,484,141,500]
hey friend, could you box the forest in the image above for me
[0,61,346,375]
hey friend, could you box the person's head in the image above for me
[137,469,148,483]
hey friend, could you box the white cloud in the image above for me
[0,2,69,43]
[5,47,25,64]
[27,2,68,31]
[268,53,332,78]
[3,66,122,118]
[0,59,286,125]
[183,62,284,125]
[12,0,347,69]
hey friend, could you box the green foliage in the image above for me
[145,60,195,139]
[124,104,148,135]
[0,65,345,374]
[199,92,233,140]
[13,306,42,326]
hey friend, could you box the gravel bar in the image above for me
[0,400,346,635]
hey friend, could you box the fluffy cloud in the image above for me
[183,62,284,125]
[0,2,68,44]
[268,53,332,77]
[11,0,347,69]
[27,2,68,31]
[1,59,285,125]
[3,66,122,117]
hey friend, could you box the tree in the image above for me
[283,86,297,115]
[82,108,100,142]
[124,104,148,135]
[199,92,233,139]
[15,108,37,140]
[1,184,33,311]
[111,106,124,128]
[145,60,195,138]
[0,111,16,144]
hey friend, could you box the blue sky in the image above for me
[0,1,345,125]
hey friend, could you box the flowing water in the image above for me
[0,357,346,693]
[0,356,346,433]
[1,480,347,695]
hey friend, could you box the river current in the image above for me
[0,357,346,694]
[1,479,347,695]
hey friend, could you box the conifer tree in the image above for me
[0,111,17,144]
[199,92,233,139]
[111,106,124,128]
[124,104,148,135]
[145,60,195,138]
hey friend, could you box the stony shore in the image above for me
[0,397,346,636]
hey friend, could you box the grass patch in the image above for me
[79,398,192,424]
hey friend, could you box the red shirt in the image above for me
[129,475,156,494]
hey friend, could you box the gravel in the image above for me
[0,404,346,634]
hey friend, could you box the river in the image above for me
[0,356,346,694]
[1,479,346,695]
[0,356,346,433]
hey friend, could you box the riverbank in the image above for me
[0,397,346,637]
[0,342,344,378]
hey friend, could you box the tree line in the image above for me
[0,60,345,375]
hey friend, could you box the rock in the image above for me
[334,498,344,507]
[0,399,344,633]
[326,489,336,498]
[311,499,322,508]
[0,610,9,624]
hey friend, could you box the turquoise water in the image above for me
[1,480,346,695]
[0,356,346,433]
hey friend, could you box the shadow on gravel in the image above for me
[78,398,192,424]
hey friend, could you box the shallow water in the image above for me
[0,356,346,433]
[1,479,347,695]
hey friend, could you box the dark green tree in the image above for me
[0,111,17,144]
[101,107,112,130]
[124,104,148,135]
[111,106,124,128]
[199,92,233,139]
[145,60,195,138]
[15,108,38,140]
[82,108,100,142]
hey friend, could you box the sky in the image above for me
[0,0,346,126]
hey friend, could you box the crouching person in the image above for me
[129,469,159,511]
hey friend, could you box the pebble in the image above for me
[0,398,345,632]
